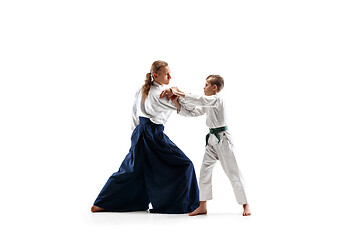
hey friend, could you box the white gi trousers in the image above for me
[200,131,248,204]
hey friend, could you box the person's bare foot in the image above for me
[242,203,251,216]
[189,201,207,216]
[91,205,106,212]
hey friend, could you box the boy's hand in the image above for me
[160,88,174,100]
[171,87,185,97]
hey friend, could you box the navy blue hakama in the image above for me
[93,117,200,214]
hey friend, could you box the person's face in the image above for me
[153,66,171,86]
[204,79,217,96]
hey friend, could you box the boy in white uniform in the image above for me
[160,75,251,216]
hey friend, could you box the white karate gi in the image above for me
[178,93,248,204]
[131,82,177,130]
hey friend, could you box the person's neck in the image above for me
[153,80,163,87]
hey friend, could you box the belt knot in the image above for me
[205,126,228,146]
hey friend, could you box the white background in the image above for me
[1,0,359,239]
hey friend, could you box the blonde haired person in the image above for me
[91,61,199,214]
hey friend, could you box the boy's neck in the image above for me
[207,92,217,96]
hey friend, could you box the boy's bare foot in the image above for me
[189,201,207,216]
[91,205,106,212]
[242,203,251,216]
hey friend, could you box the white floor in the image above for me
[3,161,358,240]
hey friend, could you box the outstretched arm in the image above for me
[160,87,207,116]
[177,97,206,117]
[170,87,218,108]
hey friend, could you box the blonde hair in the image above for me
[206,75,224,92]
[142,60,168,99]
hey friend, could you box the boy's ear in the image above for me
[213,84,218,92]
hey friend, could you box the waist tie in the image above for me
[139,117,161,126]
[205,126,228,146]
[139,116,152,124]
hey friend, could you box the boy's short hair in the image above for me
[206,75,224,92]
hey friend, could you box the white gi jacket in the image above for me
[131,82,177,130]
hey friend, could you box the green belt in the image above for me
[205,126,228,146]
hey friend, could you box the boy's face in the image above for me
[204,79,217,96]
[154,66,171,86]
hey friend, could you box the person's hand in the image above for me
[170,95,179,104]
[160,88,174,100]
[170,95,181,111]
[170,87,185,97]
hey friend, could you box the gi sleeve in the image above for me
[152,93,178,111]
[182,93,219,108]
[131,88,141,131]
[177,97,206,117]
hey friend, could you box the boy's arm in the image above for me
[160,87,210,116]
[171,87,219,108]
[162,88,205,117]
[176,97,206,117]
